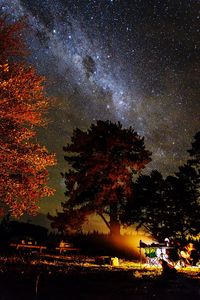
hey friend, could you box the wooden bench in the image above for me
[55,247,80,254]
[10,243,47,253]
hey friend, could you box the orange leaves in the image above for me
[0,63,9,72]
[0,131,56,216]
[0,16,56,217]
[0,63,48,126]
[0,150,56,217]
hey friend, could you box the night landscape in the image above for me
[0,0,200,299]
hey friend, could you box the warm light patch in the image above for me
[111,229,156,258]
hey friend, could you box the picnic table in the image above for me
[55,246,80,254]
[55,241,80,254]
[10,243,47,253]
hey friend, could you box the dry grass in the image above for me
[0,254,199,299]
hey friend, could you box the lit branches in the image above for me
[0,16,56,217]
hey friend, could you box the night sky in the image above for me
[1,1,200,223]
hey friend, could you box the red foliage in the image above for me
[0,16,56,217]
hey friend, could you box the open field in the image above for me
[0,254,199,300]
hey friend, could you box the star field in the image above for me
[1,0,199,215]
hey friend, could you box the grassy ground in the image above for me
[0,254,199,300]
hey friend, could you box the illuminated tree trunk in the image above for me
[110,203,120,236]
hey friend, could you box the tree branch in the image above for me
[97,212,110,230]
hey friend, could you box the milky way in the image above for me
[1,0,199,214]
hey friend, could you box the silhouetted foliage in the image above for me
[49,120,151,236]
[65,231,139,258]
[123,132,200,241]
[188,131,200,167]
[0,215,48,246]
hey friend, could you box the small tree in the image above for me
[0,16,56,217]
[187,131,200,194]
[49,120,151,236]
[188,131,200,167]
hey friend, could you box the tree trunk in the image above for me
[110,203,120,236]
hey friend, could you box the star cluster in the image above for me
[1,0,200,214]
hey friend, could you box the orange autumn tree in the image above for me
[0,16,56,217]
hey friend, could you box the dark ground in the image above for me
[0,254,199,300]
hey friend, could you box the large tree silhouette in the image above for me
[49,120,151,236]
[0,16,56,217]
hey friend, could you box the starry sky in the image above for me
[1,0,200,222]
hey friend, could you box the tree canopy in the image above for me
[123,132,200,241]
[0,16,56,217]
[49,120,151,235]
